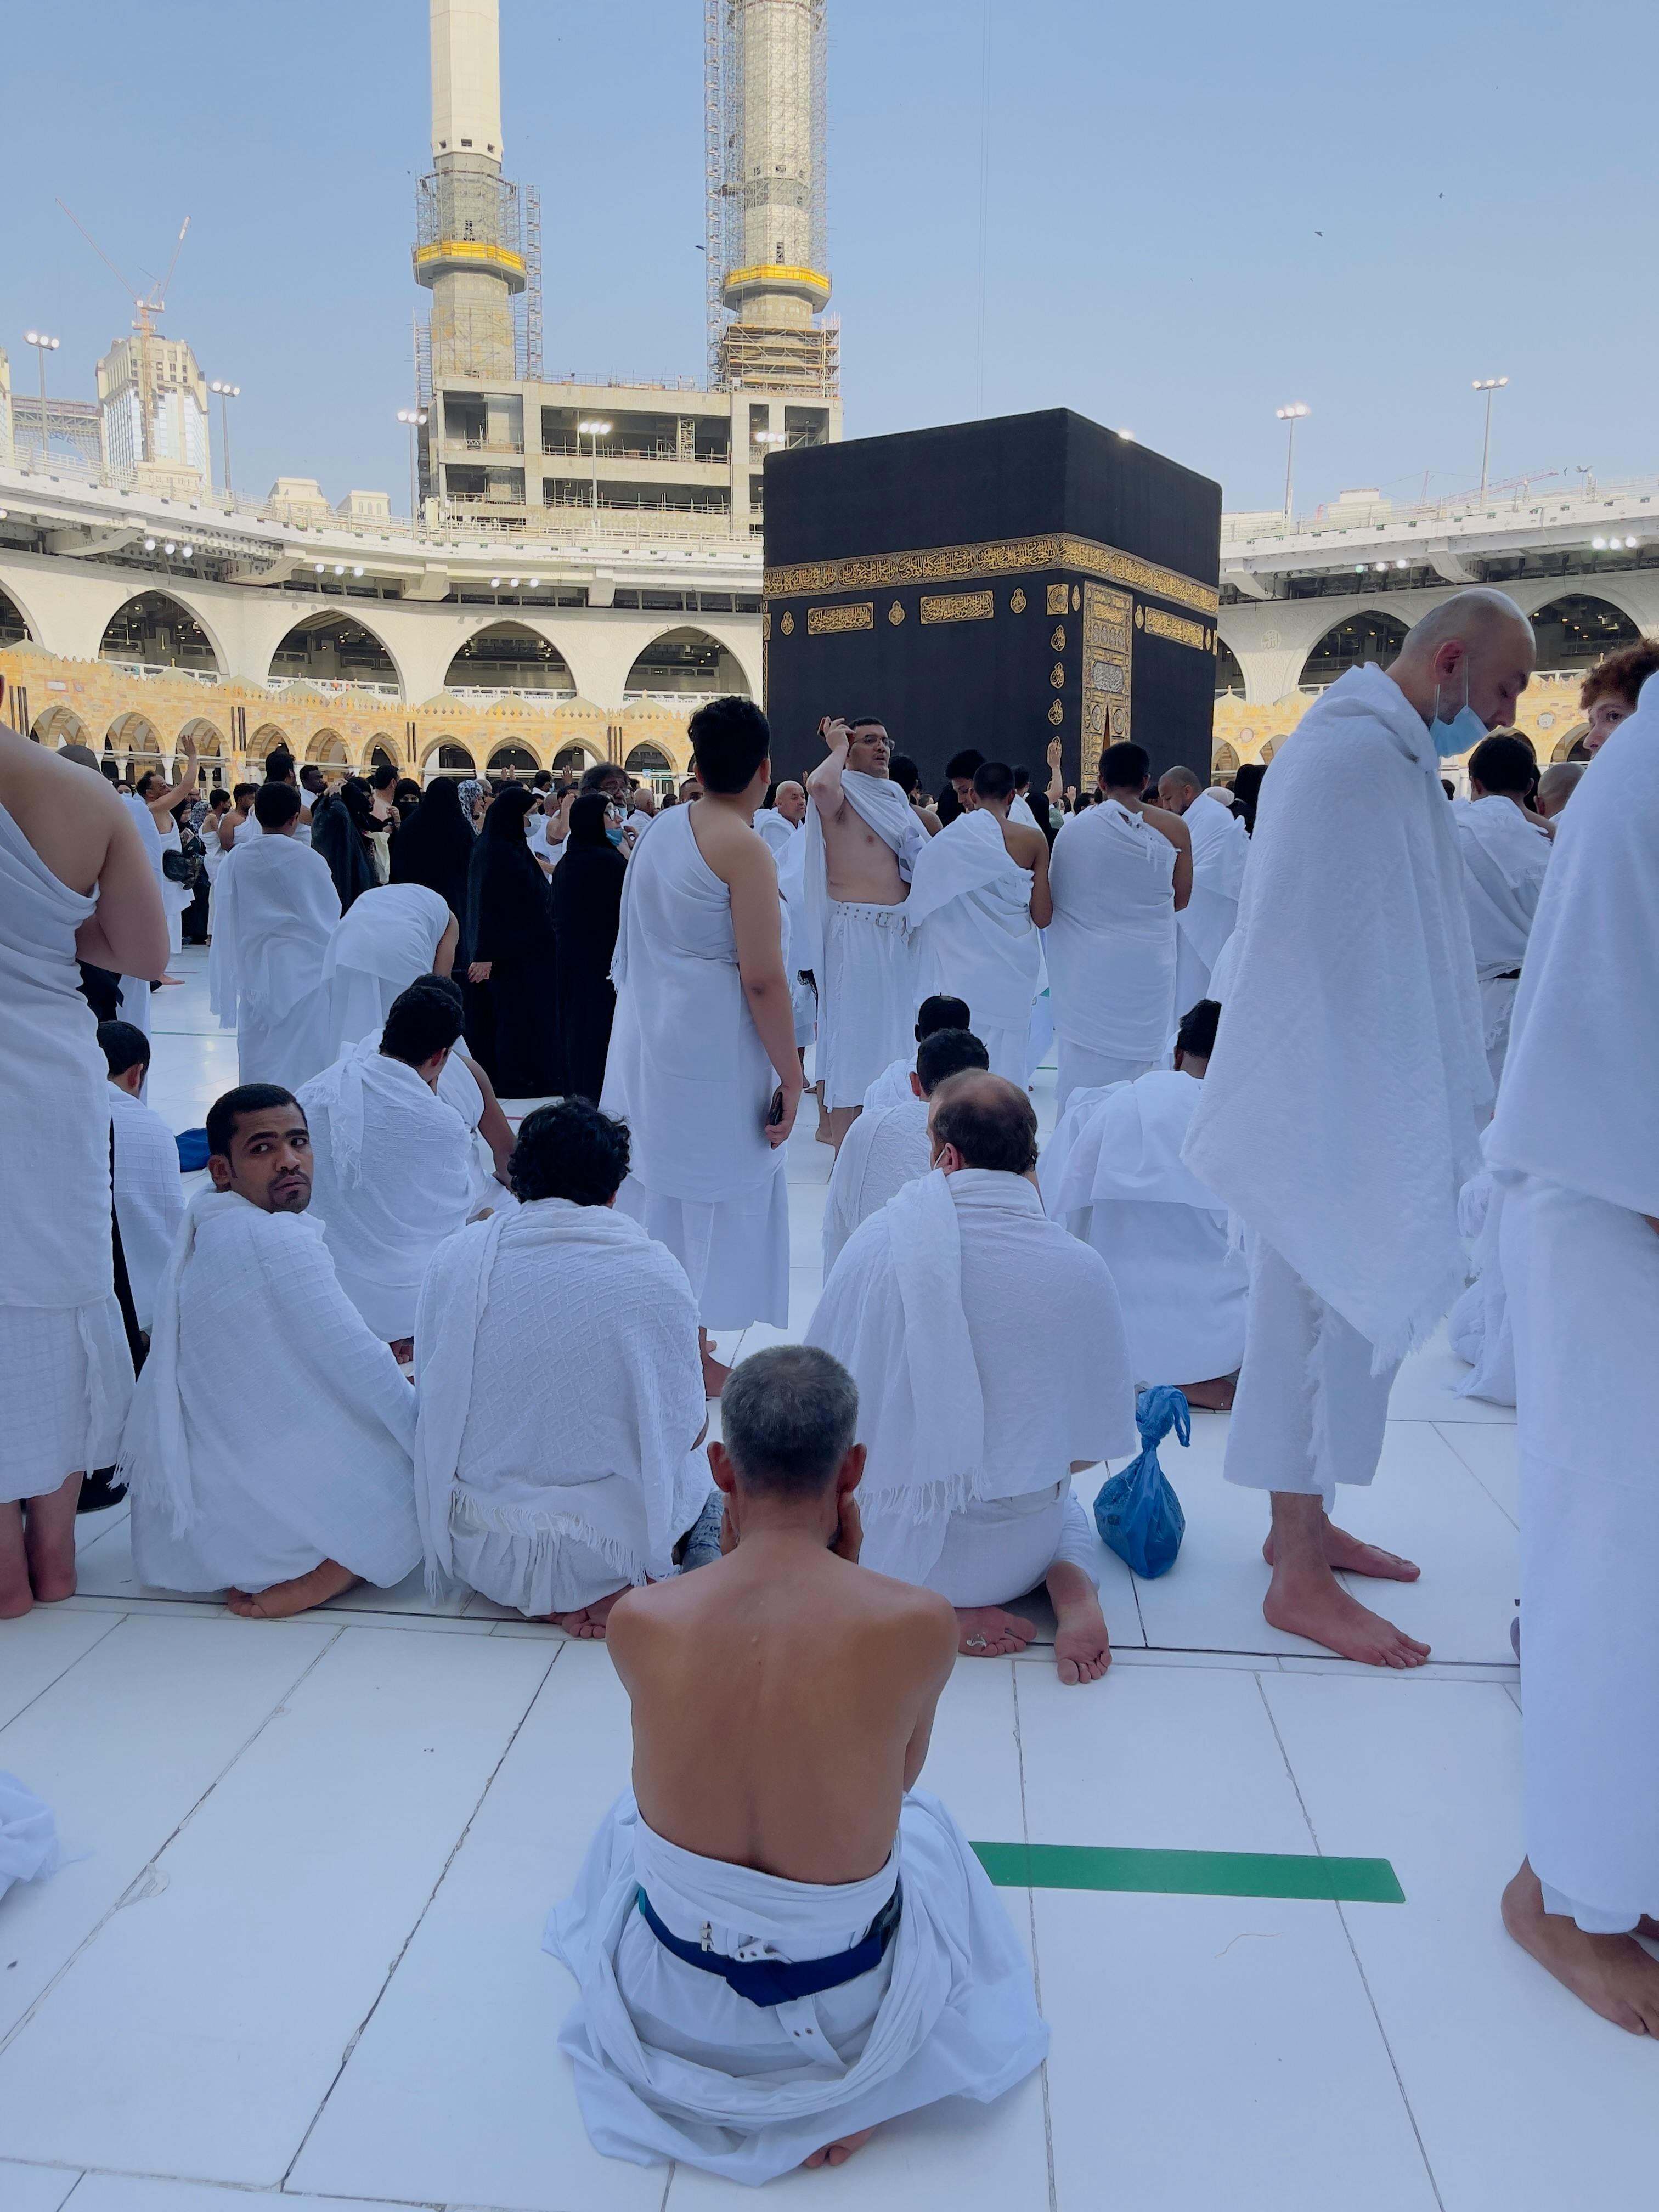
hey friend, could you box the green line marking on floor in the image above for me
[972,1841,1405,1905]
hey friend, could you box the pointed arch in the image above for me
[99,591,223,674]
[0,584,32,646]
[445,620,574,694]
[268,610,404,695]
[248,721,293,763]
[624,625,752,701]
[1297,608,1408,689]
[1528,594,1641,674]
[306,729,349,766]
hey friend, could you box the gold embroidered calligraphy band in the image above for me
[806,602,874,635]
[919,590,994,624]
[765,531,1217,619]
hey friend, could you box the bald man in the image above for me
[1157,764,1248,1016]
[1535,761,1582,821]
[1186,588,1531,1666]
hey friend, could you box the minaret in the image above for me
[710,0,835,394]
[414,0,524,382]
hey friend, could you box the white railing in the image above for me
[101,658,220,685]
[621,689,721,707]
[266,675,402,698]
[442,685,578,704]
[1223,472,1659,548]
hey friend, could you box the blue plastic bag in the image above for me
[1093,1385,1189,1579]
[174,1128,210,1172]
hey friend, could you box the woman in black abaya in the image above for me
[466,783,562,1097]
[391,775,475,961]
[550,792,626,1101]
[311,776,379,911]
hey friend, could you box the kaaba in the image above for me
[761,408,1222,795]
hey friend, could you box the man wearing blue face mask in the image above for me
[1183,586,1535,1668]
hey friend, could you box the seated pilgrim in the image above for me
[808,1073,1137,1679]
[1039,998,1248,1411]
[545,1344,1048,2182]
[320,879,458,1062]
[822,1026,989,1273]
[414,1098,712,1635]
[861,993,972,1111]
[123,1084,421,1618]
[296,985,475,1356]
[408,974,519,1217]
[99,1020,185,1335]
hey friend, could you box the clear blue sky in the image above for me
[3,0,1652,516]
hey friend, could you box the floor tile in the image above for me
[1018,1658,1313,1857]
[0,1615,335,2044]
[1433,1418,1519,1525]
[1262,1669,1659,2212]
[0,1611,120,1731]
[289,1644,663,2212]
[667,2068,1050,2212]
[72,1501,128,1555]
[1388,1331,1516,1423]
[66,1516,221,1609]
[916,1658,1024,1842]
[0,1628,554,2186]
[66,2180,417,2212]
[1038,1889,1436,2212]
[0,2162,81,2212]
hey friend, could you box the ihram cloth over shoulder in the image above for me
[297,1039,473,1340]
[412,1198,708,1598]
[799,767,928,970]
[903,808,1040,1036]
[806,1168,1136,1584]
[208,832,341,1090]
[820,1094,931,1272]
[320,881,452,1061]
[122,1188,419,1594]
[0,799,132,1500]
[1046,800,1178,1062]
[1174,790,1248,1008]
[1183,663,1488,1364]
[109,1085,185,1334]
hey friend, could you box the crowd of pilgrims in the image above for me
[2,595,1658,2174]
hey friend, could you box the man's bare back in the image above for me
[607,1421,957,1888]
[806,717,910,907]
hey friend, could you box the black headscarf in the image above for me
[1231,762,1267,836]
[551,795,627,1099]
[391,776,475,943]
[467,784,556,967]
[311,777,378,910]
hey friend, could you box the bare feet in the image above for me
[802,2126,876,2169]
[826,1104,861,1153]
[1503,1861,1659,2033]
[227,1558,358,1618]
[20,1470,83,1605]
[1263,1512,1420,1583]
[549,1586,628,1639]
[1180,1374,1236,1412]
[955,1605,1035,1658]
[1263,1555,1430,1666]
[1046,1560,1111,1684]
[387,1337,415,1367]
[0,1503,30,1619]
[699,1329,731,1398]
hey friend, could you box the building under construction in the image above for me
[415,0,842,542]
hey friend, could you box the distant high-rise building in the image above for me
[97,334,209,490]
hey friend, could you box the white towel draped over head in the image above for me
[121,1186,420,1591]
[801,769,929,970]
[208,832,341,1034]
[1177,790,1248,975]
[1183,663,1489,1364]
[904,809,1040,1032]
[807,1167,1136,1583]
[544,1787,1048,2185]
[1452,794,1552,979]
[109,1086,185,1333]
[1046,800,1178,1062]
[1487,703,1659,1217]
[1043,1069,1223,1219]
[411,1198,707,1593]
[821,1096,932,1273]
[321,881,452,1060]
[297,1039,473,1340]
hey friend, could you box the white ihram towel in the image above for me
[821,1095,932,1273]
[1046,800,1178,1065]
[1184,663,1488,1365]
[297,1038,474,1340]
[1174,791,1248,1015]
[800,769,928,973]
[123,1188,420,1594]
[807,1169,1136,1585]
[0,1775,61,1901]
[0,799,132,1503]
[1042,1070,1248,1386]
[208,832,341,1091]
[109,1085,185,1334]
[1453,793,1551,1087]
[546,1788,1047,2183]
[904,809,1040,1080]
[412,1198,708,1608]
[321,881,452,1061]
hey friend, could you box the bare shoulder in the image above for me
[1143,803,1190,848]
[848,1560,958,1649]
[1002,820,1045,866]
[693,805,774,888]
[917,804,942,835]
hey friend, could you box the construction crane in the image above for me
[55,202,190,467]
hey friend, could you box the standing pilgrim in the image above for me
[1488,706,1659,2027]
[550,794,628,1102]
[320,879,456,1062]
[1184,588,1532,1665]
[903,761,1050,1085]
[119,729,200,1028]
[805,718,932,1147]
[209,782,342,1090]
[1156,765,1248,1017]
[1,711,167,1616]
[602,696,802,1393]
[1452,732,1552,1099]
[1047,742,1192,1112]
[752,782,817,1084]
[466,784,561,1099]
[99,1022,185,1336]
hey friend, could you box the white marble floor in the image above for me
[1,947,1644,2212]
